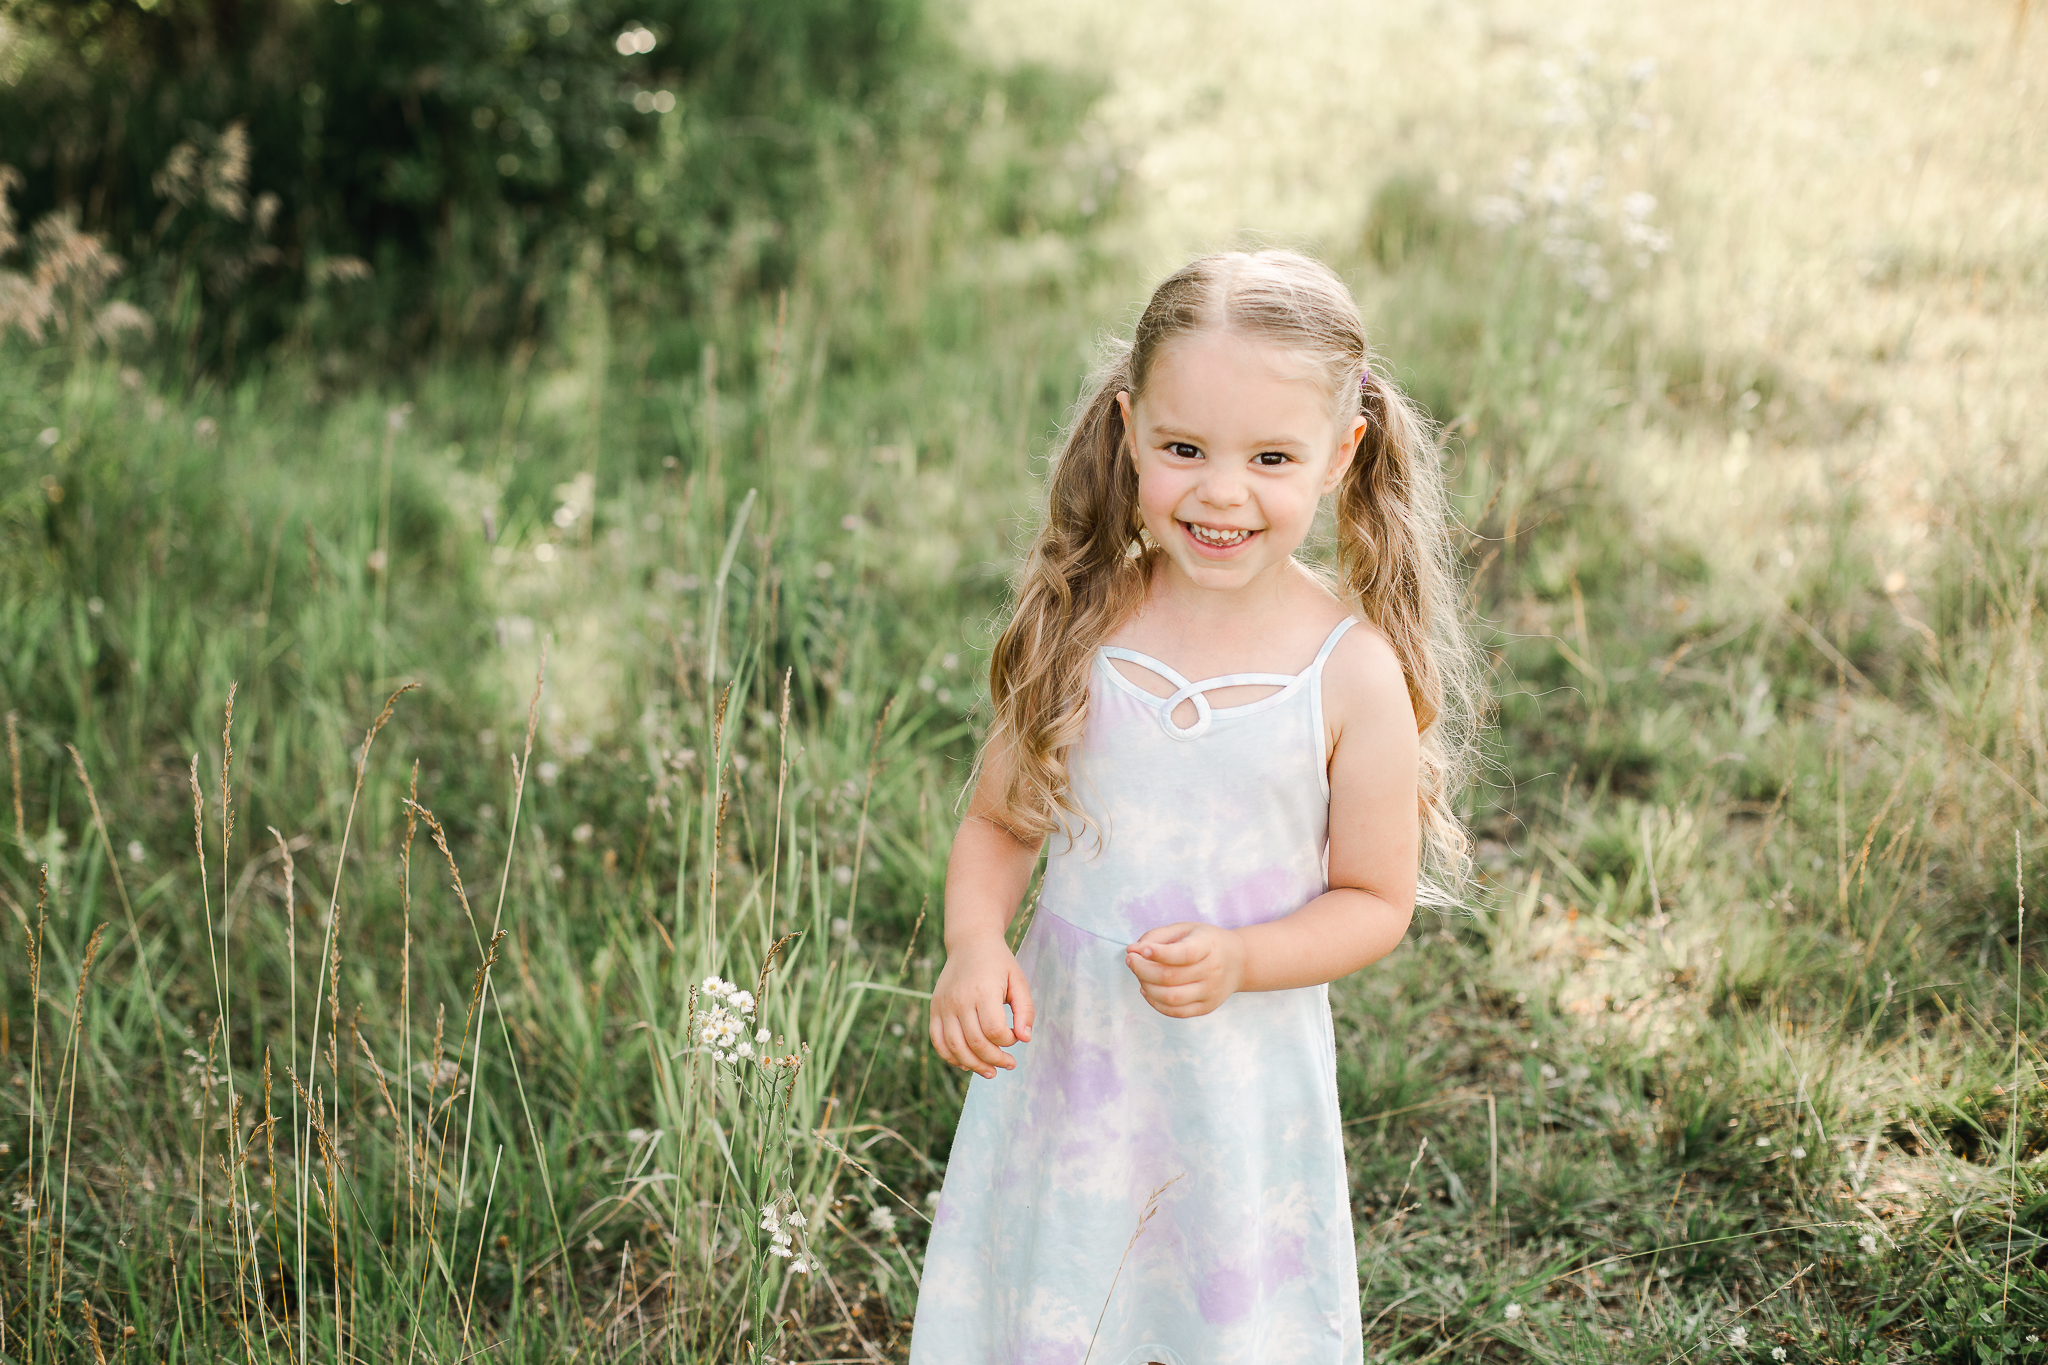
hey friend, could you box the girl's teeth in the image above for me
[1189,524,1249,546]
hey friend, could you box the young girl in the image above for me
[911,250,1482,1365]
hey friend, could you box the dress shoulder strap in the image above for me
[1306,618,1358,800]
[1308,617,1360,674]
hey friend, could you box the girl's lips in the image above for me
[1178,519,1259,559]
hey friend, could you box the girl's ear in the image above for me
[1322,410,1369,494]
[1116,390,1136,461]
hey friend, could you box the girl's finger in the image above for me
[1007,967,1036,1042]
[1141,934,1208,967]
[976,997,1017,1050]
[942,1016,993,1078]
[935,1013,963,1070]
[959,1011,1012,1074]
[1132,921,1197,948]
[1127,950,1200,988]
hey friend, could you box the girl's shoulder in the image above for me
[1318,615,1415,735]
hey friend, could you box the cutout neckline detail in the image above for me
[1098,618,1358,740]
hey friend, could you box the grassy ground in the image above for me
[4,0,2046,1361]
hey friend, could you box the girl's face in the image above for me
[1119,329,1366,598]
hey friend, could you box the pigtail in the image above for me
[1336,363,1486,896]
[983,349,1153,845]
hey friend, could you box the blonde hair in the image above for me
[985,249,1487,893]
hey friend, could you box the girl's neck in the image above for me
[1115,556,1332,659]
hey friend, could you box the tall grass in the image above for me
[5,5,2048,1361]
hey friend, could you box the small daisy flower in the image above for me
[1729,1325,1749,1348]
[756,1027,771,1043]
[1772,1349,1787,1361]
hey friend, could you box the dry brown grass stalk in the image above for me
[2004,830,2025,1318]
[80,1296,106,1365]
[258,1049,290,1343]
[54,922,107,1310]
[460,1145,504,1349]
[400,764,420,1248]
[1082,1173,1184,1365]
[63,747,156,1038]
[21,867,47,1329]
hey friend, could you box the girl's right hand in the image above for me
[929,936,1035,1080]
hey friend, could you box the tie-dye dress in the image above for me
[910,618,1365,1365]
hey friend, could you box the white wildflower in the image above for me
[1756,1136,1771,1147]
[756,1027,771,1043]
[867,1204,897,1235]
[1729,1325,1749,1348]
[729,990,755,1015]
[1858,1232,1878,1254]
[1772,1349,1787,1362]
[759,1191,813,1270]
[791,1256,811,1274]
[1791,1147,1806,1159]
[1504,1303,1522,1321]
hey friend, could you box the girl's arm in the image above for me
[1124,625,1419,1015]
[929,736,1044,1077]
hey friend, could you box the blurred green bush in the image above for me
[0,0,931,368]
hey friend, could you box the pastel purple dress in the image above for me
[910,618,1365,1365]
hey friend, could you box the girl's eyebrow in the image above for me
[1148,422,1310,449]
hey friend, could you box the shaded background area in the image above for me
[1,0,2045,1360]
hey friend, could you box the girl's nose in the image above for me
[1198,467,1249,506]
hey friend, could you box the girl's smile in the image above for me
[1118,330,1366,593]
[1181,519,1257,554]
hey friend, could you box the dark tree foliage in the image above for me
[0,0,931,367]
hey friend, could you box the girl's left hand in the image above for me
[1125,923,1246,1018]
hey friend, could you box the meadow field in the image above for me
[2,0,2045,1360]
